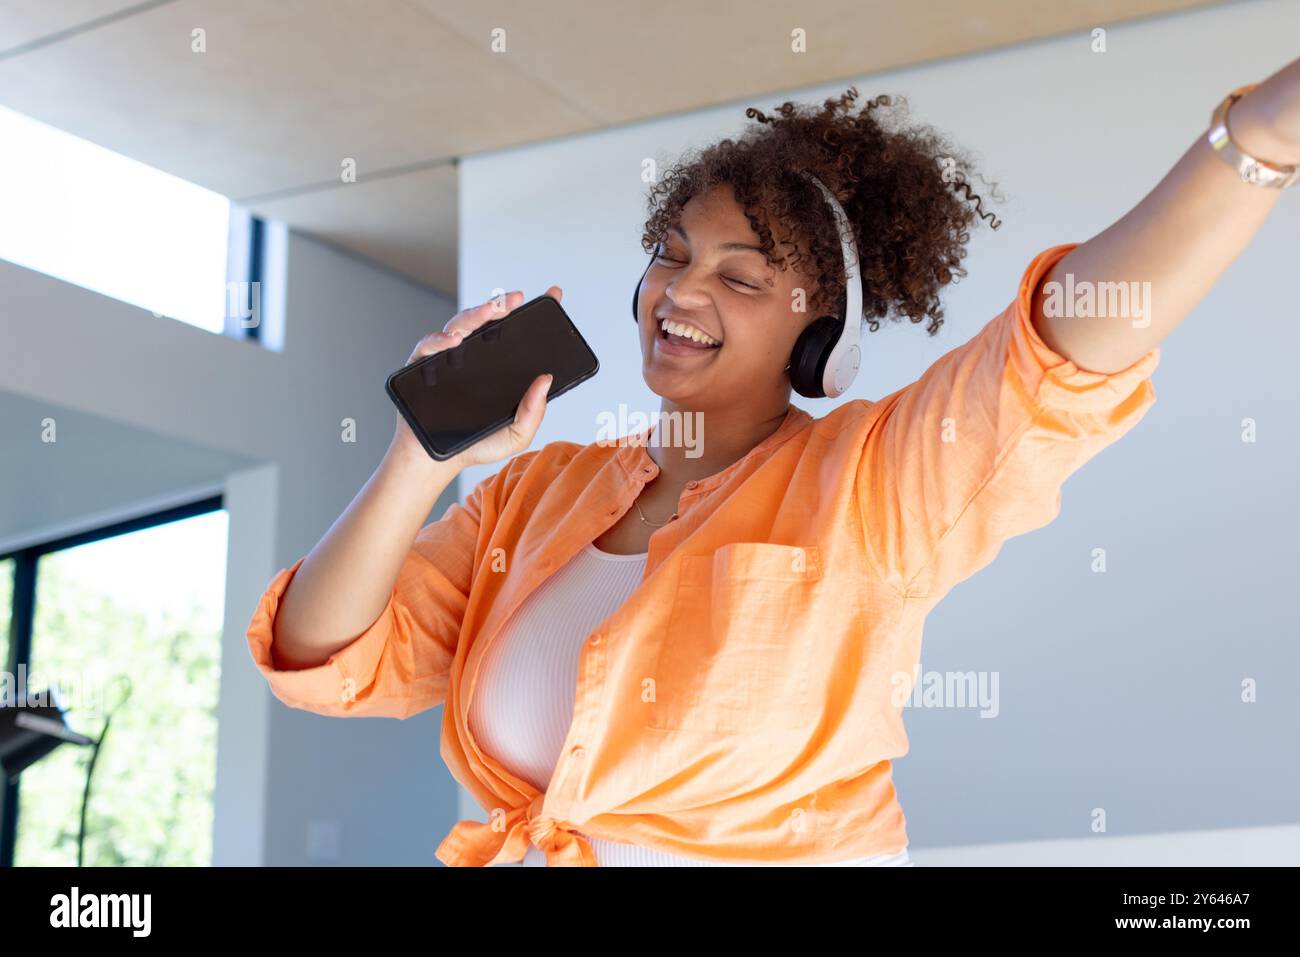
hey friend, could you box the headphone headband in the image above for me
[800,173,862,398]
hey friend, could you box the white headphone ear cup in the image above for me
[825,341,861,397]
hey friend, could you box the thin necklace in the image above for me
[634,499,677,527]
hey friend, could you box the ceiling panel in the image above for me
[0,0,151,52]
[252,162,457,293]
[419,0,1223,125]
[0,0,595,200]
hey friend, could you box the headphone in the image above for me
[632,172,863,399]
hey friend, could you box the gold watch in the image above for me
[1207,82,1299,189]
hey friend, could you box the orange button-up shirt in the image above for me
[245,242,1160,866]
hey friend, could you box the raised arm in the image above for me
[858,244,1161,603]
[244,289,555,718]
[858,64,1297,605]
[1031,58,1300,374]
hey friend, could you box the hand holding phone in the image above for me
[387,286,596,467]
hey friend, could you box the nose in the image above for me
[662,271,712,310]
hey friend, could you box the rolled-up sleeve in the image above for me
[244,476,487,719]
[859,242,1161,601]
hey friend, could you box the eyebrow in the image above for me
[668,223,769,257]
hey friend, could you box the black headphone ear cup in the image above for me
[788,315,843,399]
[632,259,653,324]
[633,245,662,325]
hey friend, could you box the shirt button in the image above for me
[685,480,698,489]
[571,746,586,760]
[588,632,602,645]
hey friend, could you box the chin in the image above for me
[642,371,694,402]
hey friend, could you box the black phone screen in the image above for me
[385,294,600,460]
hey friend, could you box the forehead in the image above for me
[677,184,768,239]
[676,183,807,258]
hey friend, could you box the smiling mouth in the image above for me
[657,318,722,350]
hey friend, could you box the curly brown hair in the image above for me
[640,87,1003,337]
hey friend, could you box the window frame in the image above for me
[0,494,223,868]
[223,206,268,342]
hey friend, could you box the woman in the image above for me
[246,66,1300,866]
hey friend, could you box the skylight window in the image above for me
[0,104,232,334]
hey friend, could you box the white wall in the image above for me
[457,0,1300,858]
[0,227,465,865]
[913,824,1300,867]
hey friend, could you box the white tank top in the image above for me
[468,541,912,867]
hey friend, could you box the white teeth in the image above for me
[660,318,721,346]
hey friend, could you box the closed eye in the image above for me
[654,252,760,291]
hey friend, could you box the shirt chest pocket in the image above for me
[648,543,824,735]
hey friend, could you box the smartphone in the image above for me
[385,294,600,461]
